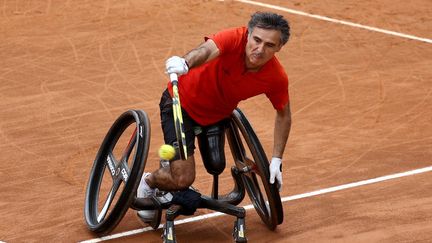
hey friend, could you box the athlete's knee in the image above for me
[174,173,195,189]
[171,156,195,189]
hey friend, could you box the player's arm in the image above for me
[166,39,219,75]
[183,39,220,69]
[269,102,291,190]
[273,102,291,158]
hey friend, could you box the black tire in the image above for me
[226,108,283,230]
[84,110,151,234]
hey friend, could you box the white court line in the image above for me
[236,0,432,44]
[79,165,432,243]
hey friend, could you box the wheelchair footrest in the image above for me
[199,195,246,218]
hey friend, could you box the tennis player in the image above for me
[137,11,292,209]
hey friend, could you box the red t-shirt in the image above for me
[168,27,289,126]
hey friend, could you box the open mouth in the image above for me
[251,54,263,62]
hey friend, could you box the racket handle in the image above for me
[169,73,178,84]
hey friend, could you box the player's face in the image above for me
[245,27,282,71]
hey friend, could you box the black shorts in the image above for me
[159,89,198,160]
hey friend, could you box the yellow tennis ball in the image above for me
[158,144,176,160]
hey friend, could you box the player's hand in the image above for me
[269,157,283,191]
[165,56,189,76]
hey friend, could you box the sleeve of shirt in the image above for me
[266,73,290,110]
[205,27,246,55]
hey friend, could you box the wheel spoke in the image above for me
[107,152,131,183]
[249,176,269,217]
[121,128,137,163]
[228,122,248,168]
[106,153,118,179]
[118,160,130,183]
[97,178,122,222]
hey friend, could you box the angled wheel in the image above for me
[84,110,151,234]
[226,108,283,230]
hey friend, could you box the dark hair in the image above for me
[247,12,290,45]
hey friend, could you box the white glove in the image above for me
[165,56,189,75]
[269,157,283,191]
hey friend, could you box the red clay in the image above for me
[0,0,431,242]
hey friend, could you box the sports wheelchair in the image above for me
[84,77,283,242]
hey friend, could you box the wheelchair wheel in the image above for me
[226,108,283,230]
[84,110,151,234]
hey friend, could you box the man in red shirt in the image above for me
[137,12,291,208]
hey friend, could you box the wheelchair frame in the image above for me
[84,78,283,242]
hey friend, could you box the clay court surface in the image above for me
[1,0,432,242]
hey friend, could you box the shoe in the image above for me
[136,173,158,225]
[137,207,163,229]
[137,172,155,198]
[137,209,157,222]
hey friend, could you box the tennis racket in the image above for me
[170,73,188,160]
